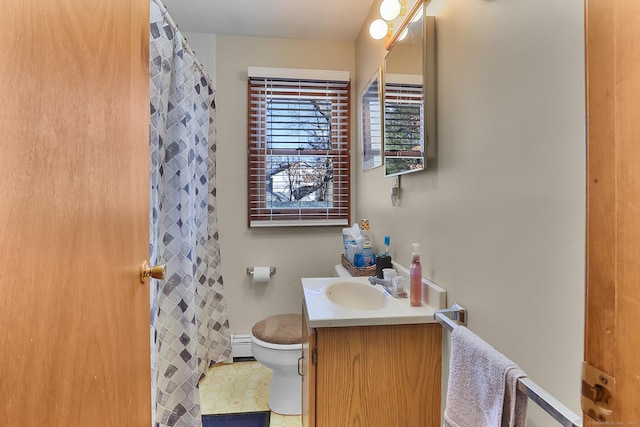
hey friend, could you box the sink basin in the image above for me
[325,281,388,310]
[303,276,438,328]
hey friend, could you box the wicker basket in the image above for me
[341,254,376,277]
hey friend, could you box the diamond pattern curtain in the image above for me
[149,1,231,426]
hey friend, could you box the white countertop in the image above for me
[302,276,438,328]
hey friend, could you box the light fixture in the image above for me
[369,0,406,41]
[379,0,402,21]
[369,18,389,40]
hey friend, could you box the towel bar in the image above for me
[434,306,583,427]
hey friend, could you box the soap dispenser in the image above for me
[410,243,422,307]
[362,241,375,267]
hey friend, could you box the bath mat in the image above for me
[202,411,270,427]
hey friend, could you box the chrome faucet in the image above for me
[368,276,407,298]
[368,276,392,288]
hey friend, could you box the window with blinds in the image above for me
[248,69,351,227]
[384,82,424,175]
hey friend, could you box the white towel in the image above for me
[444,326,528,427]
[502,366,528,427]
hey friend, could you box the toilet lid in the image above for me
[251,313,302,345]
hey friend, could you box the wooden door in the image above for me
[584,0,640,423]
[0,1,150,426]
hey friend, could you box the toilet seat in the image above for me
[251,334,300,350]
[251,313,302,345]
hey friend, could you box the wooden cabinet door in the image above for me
[315,324,441,427]
[0,1,150,425]
[302,303,317,427]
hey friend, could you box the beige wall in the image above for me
[189,0,585,421]
[356,0,585,423]
[213,35,356,333]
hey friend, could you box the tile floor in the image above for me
[199,360,301,427]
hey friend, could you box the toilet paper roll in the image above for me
[251,266,271,283]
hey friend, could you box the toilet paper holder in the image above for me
[246,266,276,277]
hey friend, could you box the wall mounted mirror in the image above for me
[361,68,383,170]
[383,0,436,177]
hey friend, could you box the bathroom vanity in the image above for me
[301,277,443,427]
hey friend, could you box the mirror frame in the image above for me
[360,67,383,171]
[383,0,420,50]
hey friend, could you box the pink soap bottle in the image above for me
[410,243,422,307]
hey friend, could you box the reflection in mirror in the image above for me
[383,1,435,177]
[361,68,383,170]
[384,71,424,176]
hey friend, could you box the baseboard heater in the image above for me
[231,333,253,358]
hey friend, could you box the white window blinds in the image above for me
[248,69,351,227]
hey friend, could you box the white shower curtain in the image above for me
[149,1,231,426]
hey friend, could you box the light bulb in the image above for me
[380,0,401,21]
[369,19,388,40]
[398,28,408,41]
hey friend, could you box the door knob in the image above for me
[140,261,166,283]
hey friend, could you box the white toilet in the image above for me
[250,313,302,415]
